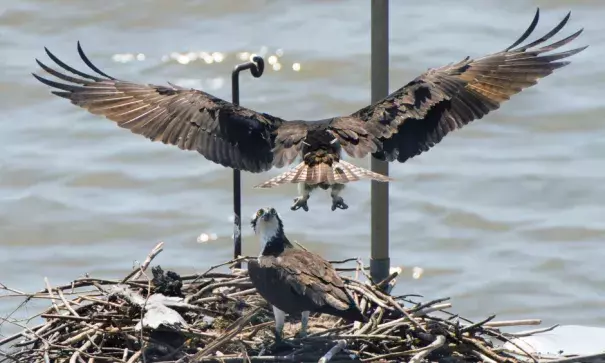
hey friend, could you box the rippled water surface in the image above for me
[1,0,604,338]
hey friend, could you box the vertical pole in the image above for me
[232,173,242,267]
[231,57,265,269]
[370,0,390,283]
[231,85,243,269]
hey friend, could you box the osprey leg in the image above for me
[330,183,348,211]
[272,306,286,340]
[291,183,313,212]
[299,310,310,338]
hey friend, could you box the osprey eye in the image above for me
[256,210,264,217]
[269,208,275,215]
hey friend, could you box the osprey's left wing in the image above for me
[249,249,353,311]
[328,9,587,163]
[33,43,285,173]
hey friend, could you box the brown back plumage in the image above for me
[248,248,367,323]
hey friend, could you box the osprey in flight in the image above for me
[247,207,367,341]
[33,9,586,212]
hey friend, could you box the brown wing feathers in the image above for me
[349,8,586,163]
[33,9,586,179]
[276,249,366,321]
[33,42,283,173]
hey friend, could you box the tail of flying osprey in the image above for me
[254,160,392,188]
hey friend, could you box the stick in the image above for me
[126,350,142,363]
[507,324,559,337]
[483,319,541,328]
[57,289,80,317]
[461,314,496,333]
[186,307,261,361]
[43,277,61,314]
[121,241,164,283]
[345,285,392,310]
[318,340,347,363]
[69,333,99,363]
[412,303,452,317]
[409,335,445,363]
[472,351,498,363]
[294,241,309,252]
[384,294,428,333]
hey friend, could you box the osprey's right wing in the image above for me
[33,43,286,173]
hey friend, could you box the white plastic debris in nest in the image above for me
[109,285,188,331]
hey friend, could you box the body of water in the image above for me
[1,0,603,338]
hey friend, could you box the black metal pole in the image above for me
[231,56,265,268]
[370,0,390,284]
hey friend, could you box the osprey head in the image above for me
[251,207,285,246]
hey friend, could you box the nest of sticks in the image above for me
[0,242,560,363]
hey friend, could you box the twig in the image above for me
[484,319,541,328]
[318,340,346,363]
[408,297,450,313]
[384,294,428,333]
[461,336,512,363]
[472,350,498,363]
[57,289,80,317]
[345,285,392,310]
[461,314,496,333]
[327,258,359,265]
[126,350,142,363]
[506,324,559,337]
[69,333,99,363]
[186,307,261,362]
[121,241,164,283]
[294,241,309,252]
[197,257,250,279]
[43,277,60,314]
[412,303,452,317]
[409,335,445,363]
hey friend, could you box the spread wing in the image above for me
[248,250,353,311]
[33,42,286,173]
[330,9,587,163]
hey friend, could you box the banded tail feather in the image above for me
[254,160,392,189]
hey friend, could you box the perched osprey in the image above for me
[247,207,367,341]
[33,9,586,212]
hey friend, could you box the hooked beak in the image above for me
[261,214,271,221]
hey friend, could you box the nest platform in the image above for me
[0,242,582,363]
